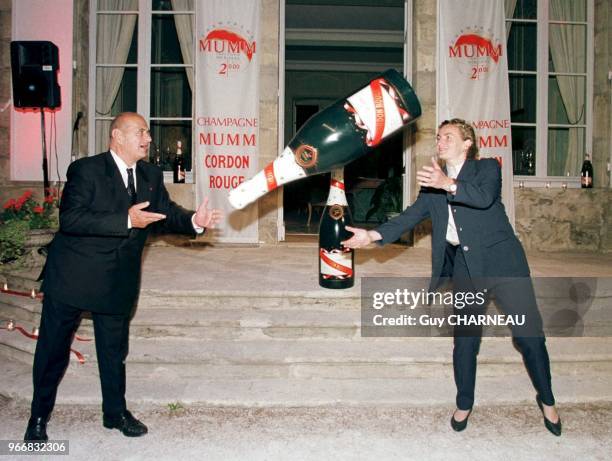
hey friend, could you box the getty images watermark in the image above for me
[361,277,612,337]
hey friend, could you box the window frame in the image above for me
[88,0,195,167]
[507,0,594,188]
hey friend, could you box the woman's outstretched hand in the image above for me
[342,226,382,249]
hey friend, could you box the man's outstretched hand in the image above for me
[194,197,224,229]
[128,201,166,229]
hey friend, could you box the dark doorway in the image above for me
[284,99,404,233]
[283,0,405,234]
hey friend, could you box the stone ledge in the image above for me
[515,188,612,252]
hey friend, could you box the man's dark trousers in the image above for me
[31,295,130,419]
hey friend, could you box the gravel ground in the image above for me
[1,397,611,461]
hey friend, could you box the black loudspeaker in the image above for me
[10,41,61,109]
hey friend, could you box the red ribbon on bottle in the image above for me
[330,179,345,190]
[264,163,277,191]
[367,78,386,147]
[319,248,353,277]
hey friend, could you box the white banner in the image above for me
[195,0,259,243]
[437,0,515,227]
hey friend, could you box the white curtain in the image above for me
[95,0,138,153]
[549,0,586,175]
[505,0,521,130]
[171,0,194,91]
[505,0,518,38]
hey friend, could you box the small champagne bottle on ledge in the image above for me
[173,141,185,184]
[319,168,354,289]
[580,153,593,188]
[153,146,161,167]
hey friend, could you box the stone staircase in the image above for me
[2,286,612,408]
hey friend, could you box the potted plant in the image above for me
[365,174,403,223]
[1,190,58,266]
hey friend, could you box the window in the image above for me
[506,0,593,186]
[89,0,194,174]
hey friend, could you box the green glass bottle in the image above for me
[319,169,354,289]
[228,69,421,209]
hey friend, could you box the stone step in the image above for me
[3,329,612,379]
[4,287,612,342]
[2,355,611,408]
[3,291,612,407]
[2,291,360,314]
[0,293,41,325]
[131,276,612,313]
[136,289,360,310]
[3,246,611,408]
[1,294,360,340]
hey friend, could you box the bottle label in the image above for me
[329,204,344,220]
[320,248,353,279]
[294,144,318,169]
[345,78,409,147]
[581,175,592,187]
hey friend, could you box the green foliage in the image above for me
[1,190,58,265]
[0,220,29,263]
[366,175,403,223]
[167,402,184,412]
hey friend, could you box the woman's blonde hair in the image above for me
[438,118,479,159]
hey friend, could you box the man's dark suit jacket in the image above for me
[41,152,197,315]
[375,158,529,291]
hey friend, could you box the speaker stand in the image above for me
[39,108,51,197]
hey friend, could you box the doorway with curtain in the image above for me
[282,0,408,236]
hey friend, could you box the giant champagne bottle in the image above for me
[319,169,354,289]
[228,69,421,209]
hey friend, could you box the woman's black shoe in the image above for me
[536,396,562,436]
[450,409,472,432]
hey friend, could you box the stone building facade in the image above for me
[1,0,610,251]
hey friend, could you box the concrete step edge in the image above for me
[4,337,612,366]
[3,356,612,408]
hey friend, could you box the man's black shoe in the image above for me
[103,410,148,437]
[24,416,48,441]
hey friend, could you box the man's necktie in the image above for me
[126,168,137,205]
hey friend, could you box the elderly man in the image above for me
[25,112,222,441]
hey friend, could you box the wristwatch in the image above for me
[446,180,457,193]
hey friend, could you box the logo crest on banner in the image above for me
[448,27,503,81]
[200,22,256,76]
